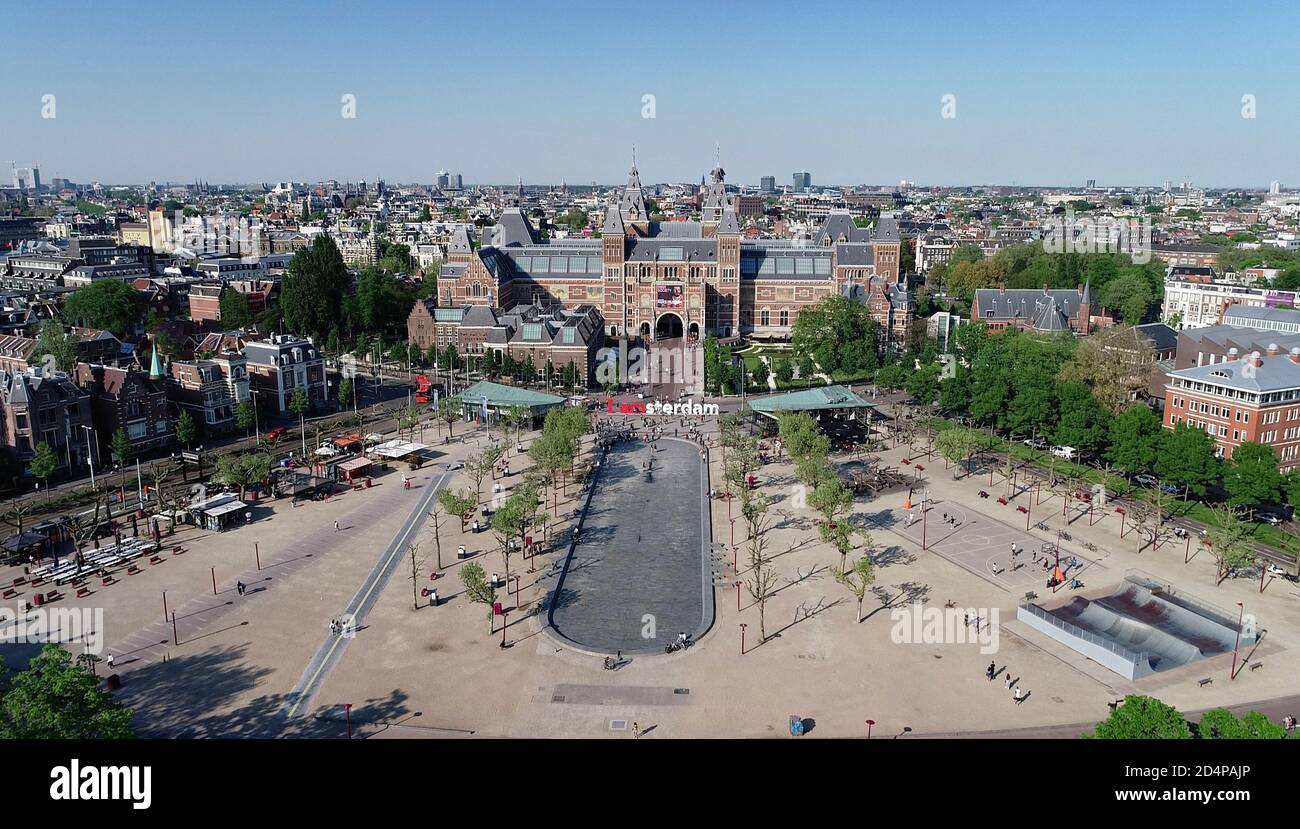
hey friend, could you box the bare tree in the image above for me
[407,541,426,610]
[427,504,446,571]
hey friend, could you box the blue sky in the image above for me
[4,0,1298,188]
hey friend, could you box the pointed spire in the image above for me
[149,341,164,379]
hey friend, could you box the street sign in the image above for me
[181,451,201,464]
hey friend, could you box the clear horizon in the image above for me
[4,0,1298,189]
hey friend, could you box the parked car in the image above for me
[1051,445,1076,459]
[1023,437,1048,450]
[264,426,288,441]
[1133,474,1158,487]
[1259,513,1283,526]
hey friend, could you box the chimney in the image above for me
[1267,343,1280,356]
[1250,350,1263,369]
[1226,347,1239,361]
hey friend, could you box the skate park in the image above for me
[1017,572,1257,681]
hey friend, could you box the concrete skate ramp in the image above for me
[1017,576,1254,680]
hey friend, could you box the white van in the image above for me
[1051,445,1076,460]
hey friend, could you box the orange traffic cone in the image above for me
[903,497,912,510]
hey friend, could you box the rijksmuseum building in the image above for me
[424,164,913,348]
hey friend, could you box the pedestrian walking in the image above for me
[1013,685,1024,705]
[237,581,245,596]
[105,653,115,670]
[986,661,996,681]
[632,721,641,738]
[1004,672,1014,689]
[334,520,340,532]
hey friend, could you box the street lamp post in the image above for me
[1230,601,1244,680]
[343,703,352,739]
[81,425,97,489]
[735,580,741,611]
[739,622,747,655]
[865,719,875,739]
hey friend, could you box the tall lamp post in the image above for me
[865,719,875,739]
[1230,601,1245,680]
[81,425,98,489]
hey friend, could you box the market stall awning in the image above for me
[338,457,373,472]
[370,440,427,459]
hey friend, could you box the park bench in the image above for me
[150,555,163,565]
[127,565,141,575]
[997,497,1008,505]
[1,588,17,599]
[1016,505,1028,514]
[11,576,24,586]
[1198,677,1213,687]
[1250,662,1263,672]
[172,546,186,555]
[44,589,60,602]
[76,586,91,598]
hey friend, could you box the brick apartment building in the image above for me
[1163,345,1300,470]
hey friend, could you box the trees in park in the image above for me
[62,280,145,337]
[1222,441,1282,512]
[1058,326,1155,415]
[905,362,942,406]
[437,487,477,532]
[439,397,461,437]
[281,235,352,343]
[1106,404,1162,475]
[337,377,354,410]
[833,555,876,622]
[874,362,909,392]
[0,645,134,739]
[1091,695,1287,740]
[406,541,426,611]
[216,452,272,499]
[1204,504,1258,585]
[773,355,794,387]
[1050,383,1112,455]
[1099,273,1154,325]
[491,485,535,584]
[1154,422,1220,499]
[740,489,778,642]
[1090,695,1192,739]
[790,295,879,379]
[457,561,498,635]
[1195,708,1288,739]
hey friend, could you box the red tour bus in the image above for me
[415,374,432,404]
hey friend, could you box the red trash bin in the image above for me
[106,674,121,691]
[31,592,44,606]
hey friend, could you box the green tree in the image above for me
[748,359,770,389]
[457,561,498,635]
[235,400,257,436]
[62,280,145,337]
[30,442,58,490]
[1106,404,1162,474]
[110,428,131,465]
[281,235,352,341]
[1196,708,1288,739]
[1051,383,1112,455]
[337,377,353,409]
[832,555,876,622]
[790,295,880,378]
[174,410,198,450]
[905,363,942,405]
[874,362,909,391]
[437,487,478,531]
[289,387,310,418]
[1098,273,1154,324]
[773,355,794,387]
[1222,441,1282,511]
[0,645,134,738]
[1154,422,1219,499]
[30,320,77,373]
[1090,695,1192,739]
[219,288,253,328]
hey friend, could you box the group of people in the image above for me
[986,661,1026,705]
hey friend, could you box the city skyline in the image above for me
[4,0,1300,188]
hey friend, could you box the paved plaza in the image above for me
[872,497,1105,594]
[548,437,711,654]
[7,409,1297,740]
